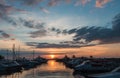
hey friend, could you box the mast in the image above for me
[6,50,9,60]
[12,44,16,60]
[18,45,20,59]
[33,50,35,60]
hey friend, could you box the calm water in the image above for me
[0,60,85,78]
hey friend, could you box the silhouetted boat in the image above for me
[86,66,120,78]
[1,60,22,71]
[16,58,37,69]
[0,63,7,71]
[74,60,114,73]
[33,56,48,64]
[65,58,83,68]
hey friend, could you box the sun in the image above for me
[50,55,55,59]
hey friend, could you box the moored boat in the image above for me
[86,66,120,78]
[74,60,115,73]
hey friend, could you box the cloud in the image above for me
[19,18,46,29]
[19,18,69,38]
[26,42,39,46]
[0,3,15,24]
[18,18,48,38]
[0,30,10,38]
[75,0,91,6]
[11,0,43,6]
[95,0,111,8]
[48,0,61,6]
[29,29,47,38]
[112,13,120,33]
[67,13,120,44]
[50,27,61,34]
[40,7,50,14]
[0,0,112,22]
[26,42,81,48]
[28,26,67,38]
[24,13,120,48]
[0,0,6,4]
[70,26,113,42]
[49,27,68,35]
[0,3,25,25]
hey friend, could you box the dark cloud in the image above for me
[0,3,24,25]
[112,13,120,34]
[68,13,120,44]
[62,29,68,35]
[19,18,45,29]
[50,27,68,35]
[28,26,68,38]
[68,28,77,34]
[0,3,15,25]
[71,26,112,42]
[60,40,86,45]
[26,42,81,48]
[0,30,10,38]
[0,13,17,25]
[11,0,43,6]
[26,42,39,46]
[18,18,48,38]
[29,29,47,38]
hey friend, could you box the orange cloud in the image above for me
[96,0,111,8]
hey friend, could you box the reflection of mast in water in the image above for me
[10,72,20,78]
[17,72,20,78]
[11,74,14,78]
[32,68,35,78]
[5,75,7,78]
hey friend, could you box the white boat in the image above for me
[86,66,120,78]
[74,60,113,72]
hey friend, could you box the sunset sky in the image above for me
[0,0,120,58]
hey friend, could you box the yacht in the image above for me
[33,56,48,64]
[0,63,7,71]
[65,58,83,68]
[1,60,22,71]
[86,66,120,78]
[74,60,114,73]
[16,58,37,69]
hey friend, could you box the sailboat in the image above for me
[2,44,22,71]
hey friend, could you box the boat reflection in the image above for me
[0,60,85,78]
[33,60,74,78]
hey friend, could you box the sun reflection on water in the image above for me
[0,60,84,78]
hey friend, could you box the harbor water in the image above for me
[0,60,85,78]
